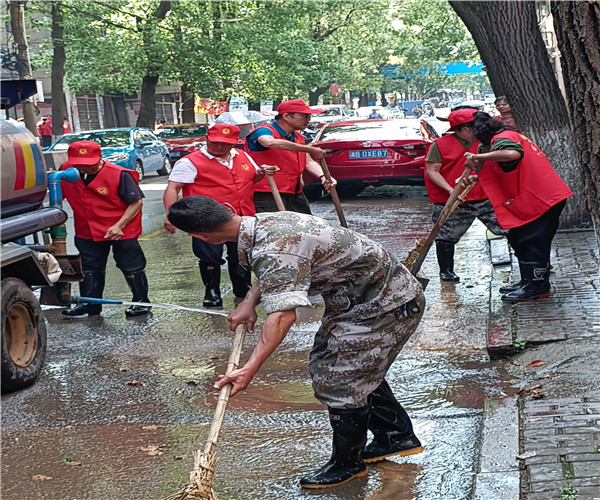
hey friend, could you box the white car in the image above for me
[354,106,391,120]
[309,104,351,129]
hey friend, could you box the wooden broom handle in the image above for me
[203,323,247,454]
[319,159,348,228]
[266,175,286,212]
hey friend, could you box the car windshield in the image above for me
[319,122,421,142]
[157,126,207,138]
[51,131,130,151]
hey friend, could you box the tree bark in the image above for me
[179,82,195,124]
[449,0,587,228]
[136,1,171,128]
[551,0,600,244]
[308,87,328,106]
[51,2,68,137]
[9,1,36,135]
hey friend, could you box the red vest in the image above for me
[182,151,257,216]
[425,134,487,203]
[477,130,573,229]
[244,124,306,194]
[61,162,142,241]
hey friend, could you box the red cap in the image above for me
[448,108,478,130]
[67,141,102,166]
[277,99,324,115]
[207,123,240,144]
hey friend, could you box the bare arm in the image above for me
[465,150,522,164]
[163,180,186,233]
[104,199,143,240]
[425,161,453,196]
[304,156,337,190]
[214,308,297,396]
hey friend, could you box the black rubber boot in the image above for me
[436,240,460,282]
[502,261,550,302]
[124,270,152,317]
[499,281,522,294]
[227,260,251,299]
[300,406,370,489]
[362,380,423,463]
[198,261,222,307]
[62,272,104,317]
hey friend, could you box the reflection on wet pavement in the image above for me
[1,187,514,500]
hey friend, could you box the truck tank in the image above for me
[1,117,47,218]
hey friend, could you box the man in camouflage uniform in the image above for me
[425,108,507,281]
[168,195,426,489]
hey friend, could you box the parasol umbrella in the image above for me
[214,110,269,126]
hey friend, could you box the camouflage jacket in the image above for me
[237,212,422,319]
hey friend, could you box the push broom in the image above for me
[166,323,247,500]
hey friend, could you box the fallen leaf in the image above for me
[517,388,531,397]
[195,422,210,426]
[56,418,66,421]
[532,393,544,400]
[142,425,166,431]
[32,475,53,480]
[126,380,144,386]
[65,425,75,430]
[530,384,543,391]
[528,418,542,422]
[101,375,109,379]
[527,360,546,368]
[551,376,561,380]
[147,450,163,456]
[542,374,550,378]
[140,445,165,452]
[584,280,594,285]
[116,415,126,420]
[64,461,82,466]
[174,455,186,460]
[516,450,537,460]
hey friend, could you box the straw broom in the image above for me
[166,323,247,500]
[402,165,477,279]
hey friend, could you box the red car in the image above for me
[156,124,209,160]
[303,119,432,198]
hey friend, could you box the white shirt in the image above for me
[169,146,260,184]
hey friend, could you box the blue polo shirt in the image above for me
[246,121,297,152]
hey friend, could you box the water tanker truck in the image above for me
[1,80,82,393]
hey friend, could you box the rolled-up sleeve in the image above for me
[254,252,313,313]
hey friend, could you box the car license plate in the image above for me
[349,149,388,159]
[171,151,181,158]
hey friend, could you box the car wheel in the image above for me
[1,278,47,393]
[134,161,144,182]
[157,156,172,176]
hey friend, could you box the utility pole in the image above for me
[10,0,37,135]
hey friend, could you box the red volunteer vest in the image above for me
[182,150,257,216]
[61,162,142,241]
[425,134,487,203]
[477,131,573,229]
[244,124,307,194]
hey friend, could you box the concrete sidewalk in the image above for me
[484,229,600,499]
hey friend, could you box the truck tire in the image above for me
[1,278,47,393]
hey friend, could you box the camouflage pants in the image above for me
[432,200,507,244]
[307,288,425,409]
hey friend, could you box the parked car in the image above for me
[303,119,432,198]
[309,104,351,130]
[46,127,171,182]
[155,123,208,160]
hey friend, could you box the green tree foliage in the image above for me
[25,0,484,106]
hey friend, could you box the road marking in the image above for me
[140,229,166,240]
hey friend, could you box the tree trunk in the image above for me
[308,87,328,106]
[135,1,171,128]
[9,1,36,135]
[180,82,195,124]
[551,0,600,245]
[51,2,68,137]
[449,0,587,228]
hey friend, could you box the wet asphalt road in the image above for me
[1,176,515,500]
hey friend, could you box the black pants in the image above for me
[75,237,147,274]
[253,191,312,214]
[192,238,239,267]
[507,200,566,263]
[40,135,53,148]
